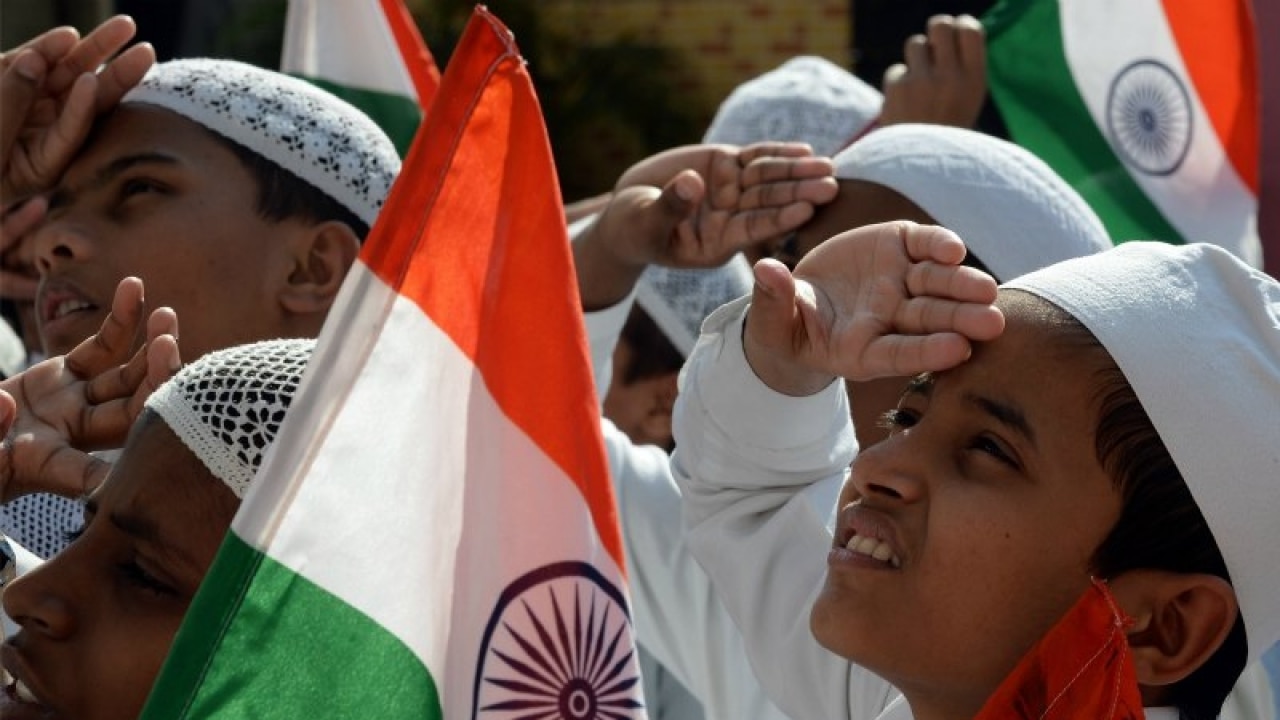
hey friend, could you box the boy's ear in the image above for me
[1109,569,1239,687]
[279,221,360,315]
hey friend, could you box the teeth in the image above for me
[55,299,91,319]
[15,679,35,703]
[843,533,901,568]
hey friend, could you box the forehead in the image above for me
[63,104,245,186]
[93,419,238,559]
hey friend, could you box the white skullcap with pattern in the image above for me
[703,56,882,157]
[123,59,400,227]
[637,255,753,358]
[835,124,1111,282]
[145,339,315,498]
[1007,242,1280,665]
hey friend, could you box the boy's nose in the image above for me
[33,219,94,276]
[1,562,76,640]
[848,435,928,504]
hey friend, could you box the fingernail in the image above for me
[675,176,697,202]
[12,51,43,81]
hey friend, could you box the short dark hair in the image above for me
[1047,302,1246,720]
[618,305,684,385]
[209,130,371,240]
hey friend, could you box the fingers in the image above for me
[905,260,998,304]
[1,197,46,301]
[64,276,145,377]
[722,203,816,246]
[707,148,741,210]
[0,51,48,165]
[44,16,138,94]
[737,141,814,164]
[33,445,109,499]
[900,222,968,266]
[893,295,1004,341]
[863,332,975,377]
[904,33,930,70]
[954,15,986,73]
[92,41,154,113]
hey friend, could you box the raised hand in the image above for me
[880,14,987,129]
[0,196,45,302]
[0,15,155,203]
[0,276,179,502]
[743,222,1004,396]
[576,142,837,310]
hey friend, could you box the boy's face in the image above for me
[1,419,238,719]
[810,295,1124,717]
[31,104,299,361]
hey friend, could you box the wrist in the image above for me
[742,319,836,397]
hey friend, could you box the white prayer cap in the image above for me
[702,56,882,157]
[636,256,753,358]
[145,339,314,499]
[123,59,400,228]
[835,124,1110,282]
[1006,241,1280,664]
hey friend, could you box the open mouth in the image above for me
[840,532,902,568]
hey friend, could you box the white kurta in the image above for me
[669,298,1274,720]
[583,292,798,720]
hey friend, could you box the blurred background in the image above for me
[0,0,1005,201]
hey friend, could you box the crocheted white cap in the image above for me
[1006,242,1280,665]
[145,339,315,499]
[702,56,882,157]
[636,255,753,358]
[835,124,1111,282]
[122,58,400,228]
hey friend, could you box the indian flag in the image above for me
[141,7,644,718]
[282,0,441,155]
[984,0,1261,266]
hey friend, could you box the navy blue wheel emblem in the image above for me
[472,562,643,719]
[1105,59,1192,176]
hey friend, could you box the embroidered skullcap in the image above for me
[836,124,1110,282]
[145,339,315,499]
[703,56,882,157]
[636,255,753,358]
[1006,242,1280,664]
[122,59,400,227]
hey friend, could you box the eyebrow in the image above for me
[47,152,181,210]
[86,498,204,577]
[964,392,1038,449]
[899,373,935,401]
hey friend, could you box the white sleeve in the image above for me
[582,288,636,406]
[603,419,789,720]
[671,297,899,720]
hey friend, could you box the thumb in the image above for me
[745,258,799,353]
[646,169,704,241]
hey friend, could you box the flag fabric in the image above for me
[282,0,441,155]
[975,579,1145,719]
[141,7,644,718]
[984,0,1261,267]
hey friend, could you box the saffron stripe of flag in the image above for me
[985,0,1261,266]
[282,0,440,155]
[141,6,642,718]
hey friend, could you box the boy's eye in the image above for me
[62,526,86,544]
[969,434,1019,469]
[120,178,164,199]
[878,407,920,434]
[118,561,178,598]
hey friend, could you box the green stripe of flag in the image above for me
[294,74,422,157]
[141,532,442,718]
[984,0,1183,244]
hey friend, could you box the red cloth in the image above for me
[975,578,1146,719]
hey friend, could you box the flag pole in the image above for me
[1257,0,1280,277]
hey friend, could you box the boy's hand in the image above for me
[0,15,155,204]
[0,277,180,502]
[743,222,1004,396]
[0,196,45,302]
[576,142,837,310]
[880,14,987,129]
